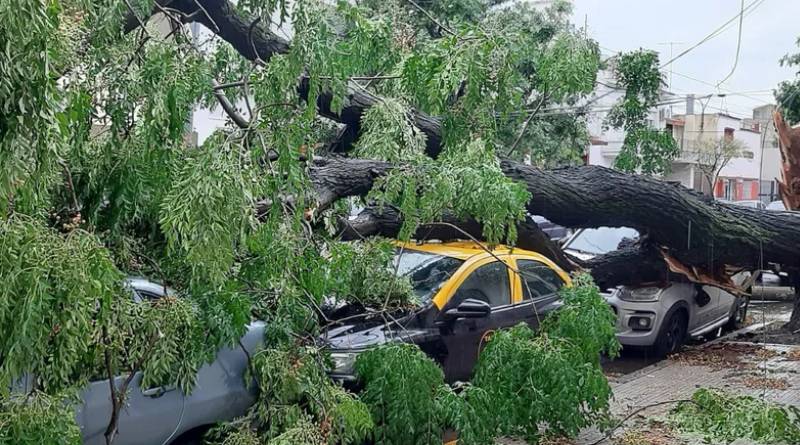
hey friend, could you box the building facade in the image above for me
[586,90,779,204]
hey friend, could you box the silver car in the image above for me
[76,278,264,445]
[563,228,750,356]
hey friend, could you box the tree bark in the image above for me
[309,157,800,289]
[772,111,800,330]
[499,161,800,272]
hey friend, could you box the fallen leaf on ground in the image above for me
[614,422,681,445]
[785,348,800,361]
[669,343,777,370]
[540,436,576,445]
[737,374,790,390]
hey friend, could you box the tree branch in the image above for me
[211,81,250,128]
[122,0,445,156]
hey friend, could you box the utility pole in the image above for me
[657,42,686,90]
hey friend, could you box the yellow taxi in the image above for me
[325,240,572,383]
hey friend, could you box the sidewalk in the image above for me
[576,338,800,444]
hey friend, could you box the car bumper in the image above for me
[605,293,664,347]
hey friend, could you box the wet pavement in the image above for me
[601,298,795,378]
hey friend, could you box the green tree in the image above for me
[1,0,666,443]
[606,49,679,175]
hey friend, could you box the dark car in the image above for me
[323,241,571,383]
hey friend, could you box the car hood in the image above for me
[322,323,434,351]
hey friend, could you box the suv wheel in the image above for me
[653,310,687,358]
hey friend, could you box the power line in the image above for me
[598,45,773,107]
[716,0,746,88]
[670,71,772,105]
[659,0,768,69]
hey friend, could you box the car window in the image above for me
[394,249,465,305]
[517,259,564,300]
[450,261,511,308]
[564,227,639,255]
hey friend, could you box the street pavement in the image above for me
[497,299,798,445]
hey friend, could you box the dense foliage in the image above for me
[0,392,81,445]
[352,273,619,445]
[1,0,665,442]
[670,388,800,444]
[606,50,679,175]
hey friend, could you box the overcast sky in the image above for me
[569,0,799,118]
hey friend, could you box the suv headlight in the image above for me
[330,352,358,375]
[619,286,662,302]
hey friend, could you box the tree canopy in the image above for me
[0,0,776,444]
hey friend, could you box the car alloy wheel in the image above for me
[654,311,687,358]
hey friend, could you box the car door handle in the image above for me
[141,385,175,398]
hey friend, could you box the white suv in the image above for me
[563,227,750,356]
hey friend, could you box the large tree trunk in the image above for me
[310,157,800,290]
[774,111,800,331]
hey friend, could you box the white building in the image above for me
[665,109,763,201]
[585,80,779,203]
[585,68,679,168]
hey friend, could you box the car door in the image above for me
[690,284,721,330]
[438,258,517,382]
[513,258,566,330]
[77,373,183,445]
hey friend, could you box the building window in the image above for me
[724,127,735,142]
[723,179,737,200]
[760,180,778,203]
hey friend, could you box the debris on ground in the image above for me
[613,421,682,445]
[784,348,800,361]
[734,322,800,346]
[668,388,800,445]
[603,370,624,380]
[540,436,577,445]
[669,343,777,370]
[737,374,791,390]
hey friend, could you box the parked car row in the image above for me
[69,221,756,443]
[70,244,572,443]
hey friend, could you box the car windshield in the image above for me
[564,227,640,255]
[393,249,464,305]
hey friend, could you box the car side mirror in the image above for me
[442,298,491,320]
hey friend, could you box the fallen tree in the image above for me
[127,0,800,292]
[311,157,800,292]
[8,2,800,444]
[773,111,800,330]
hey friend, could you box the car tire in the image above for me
[725,294,749,331]
[652,310,687,358]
